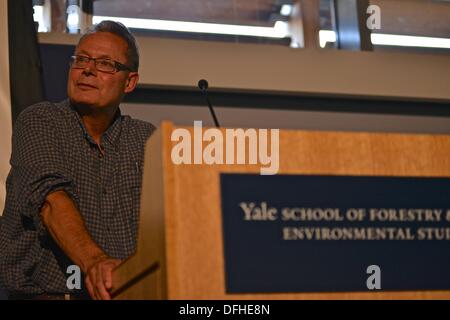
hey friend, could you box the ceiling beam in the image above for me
[332,0,373,51]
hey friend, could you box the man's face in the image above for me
[67,32,138,110]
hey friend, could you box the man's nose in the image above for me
[82,59,97,75]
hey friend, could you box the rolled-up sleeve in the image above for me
[10,106,78,235]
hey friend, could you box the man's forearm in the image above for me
[40,190,107,273]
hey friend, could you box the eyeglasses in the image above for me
[70,55,131,73]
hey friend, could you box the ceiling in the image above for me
[92,0,450,38]
[370,0,450,38]
[93,0,281,27]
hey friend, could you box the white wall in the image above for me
[39,32,450,102]
[38,32,450,138]
[0,0,12,215]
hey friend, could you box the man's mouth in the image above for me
[77,83,98,90]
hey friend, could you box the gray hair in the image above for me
[79,20,140,72]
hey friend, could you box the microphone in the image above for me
[198,79,220,128]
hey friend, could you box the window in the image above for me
[33,0,450,53]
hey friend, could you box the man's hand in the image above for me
[40,191,122,300]
[85,256,122,300]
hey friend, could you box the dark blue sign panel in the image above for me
[220,174,450,293]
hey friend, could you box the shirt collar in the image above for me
[67,99,123,147]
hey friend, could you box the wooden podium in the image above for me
[111,121,450,300]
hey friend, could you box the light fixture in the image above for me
[319,30,450,50]
[319,30,336,48]
[93,16,290,39]
[33,5,48,32]
[280,4,293,17]
[371,33,450,49]
[67,4,80,33]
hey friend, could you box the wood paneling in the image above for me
[112,122,450,299]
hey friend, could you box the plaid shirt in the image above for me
[0,100,155,295]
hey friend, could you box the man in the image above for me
[0,21,155,300]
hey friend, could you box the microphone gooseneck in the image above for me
[198,79,220,128]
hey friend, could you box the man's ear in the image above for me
[124,72,139,94]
